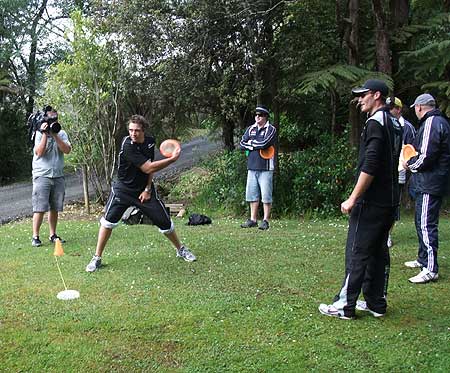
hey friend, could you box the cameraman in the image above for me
[31,107,71,247]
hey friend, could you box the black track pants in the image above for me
[333,203,395,317]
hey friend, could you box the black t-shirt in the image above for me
[356,108,402,207]
[117,135,155,191]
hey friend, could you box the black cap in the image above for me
[255,105,270,115]
[352,79,389,97]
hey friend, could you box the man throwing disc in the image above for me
[85,115,196,272]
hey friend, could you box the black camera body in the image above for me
[27,105,63,144]
[38,110,61,134]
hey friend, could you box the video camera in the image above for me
[33,105,61,134]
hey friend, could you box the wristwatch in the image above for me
[144,186,151,193]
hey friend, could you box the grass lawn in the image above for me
[1,211,449,372]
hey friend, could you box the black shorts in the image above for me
[101,183,172,231]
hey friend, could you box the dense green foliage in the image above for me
[166,137,355,218]
[0,102,30,183]
[44,11,126,199]
[167,151,248,215]
[1,0,449,214]
[276,137,356,217]
[0,0,75,182]
[1,215,450,371]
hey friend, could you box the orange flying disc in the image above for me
[260,145,275,160]
[402,144,417,161]
[159,139,181,158]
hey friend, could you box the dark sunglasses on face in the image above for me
[360,91,374,98]
[255,113,266,117]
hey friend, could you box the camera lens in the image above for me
[50,122,61,133]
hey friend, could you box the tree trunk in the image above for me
[389,0,410,77]
[346,0,360,65]
[372,0,392,75]
[336,0,345,51]
[389,0,409,29]
[331,90,337,139]
[26,0,48,119]
[345,0,361,146]
[349,100,361,149]
[256,16,275,110]
[222,118,235,151]
[82,164,90,214]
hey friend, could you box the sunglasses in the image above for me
[359,91,374,98]
[255,113,267,117]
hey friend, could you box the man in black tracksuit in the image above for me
[319,79,402,319]
[404,94,450,283]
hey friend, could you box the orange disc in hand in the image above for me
[260,145,275,160]
[403,144,417,161]
[159,139,181,158]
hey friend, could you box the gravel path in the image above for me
[0,136,222,224]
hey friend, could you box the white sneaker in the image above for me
[356,300,385,317]
[86,255,102,272]
[408,268,438,284]
[176,246,196,262]
[404,260,422,268]
[318,303,354,320]
[387,235,393,248]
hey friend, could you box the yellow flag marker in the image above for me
[53,238,64,256]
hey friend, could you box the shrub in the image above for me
[164,167,212,204]
[166,137,356,218]
[0,104,31,184]
[275,136,355,217]
[165,151,247,215]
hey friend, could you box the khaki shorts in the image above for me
[32,176,65,212]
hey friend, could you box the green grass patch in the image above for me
[1,215,449,371]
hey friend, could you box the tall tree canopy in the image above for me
[1,0,449,189]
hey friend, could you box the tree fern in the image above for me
[295,64,392,96]
[401,40,450,78]
[422,81,450,117]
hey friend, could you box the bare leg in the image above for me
[263,203,272,221]
[33,212,45,237]
[250,201,259,221]
[48,210,58,237]
[165,228,195,261]
[165,230,182,250]
[95,226,113,257]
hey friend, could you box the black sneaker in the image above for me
[240,219,257,228]
[259,220,269,230]
[32,236,42,247]
[49,234,66,243]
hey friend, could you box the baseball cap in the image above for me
[410,93,436,108]
[352,79,389,97]
[255,105,270,116]
[386,97,403,108]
